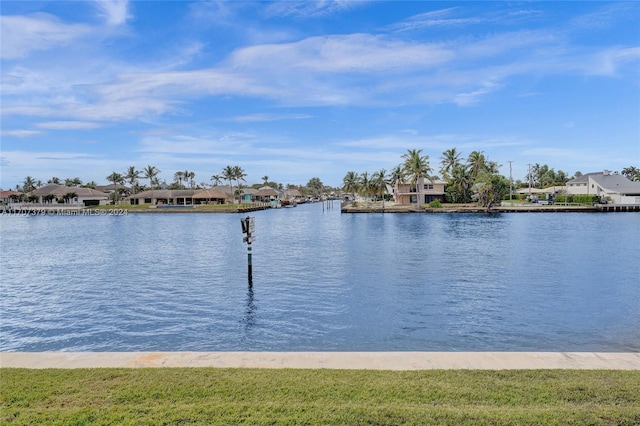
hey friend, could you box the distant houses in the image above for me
[3,169,639,208]
[126,185,298,205]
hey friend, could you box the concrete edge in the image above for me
[1,352,639,370]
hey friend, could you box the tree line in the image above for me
[342,148,640,208]
[11,165,333,203]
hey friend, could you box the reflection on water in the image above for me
[1,205,639,352]
[244,286,256,331]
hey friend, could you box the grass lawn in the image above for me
[2,368,639,425]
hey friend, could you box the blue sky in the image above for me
[1,1,639,189]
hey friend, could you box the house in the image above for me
[30,184,109,206]
[566,170,640,204]
[255,186,279,202]
[213,185,257,203]
[240,187,258,203]
[394,177,446,204]
[282,188,304,202]
[128,189,197,205]
[0,190,21,204]
[192,188,232,205]
[95,184,130,195]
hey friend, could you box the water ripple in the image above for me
[1,207,639,351]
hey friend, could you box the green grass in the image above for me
[2,369,639,425]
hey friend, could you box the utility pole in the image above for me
[508,160,514,201]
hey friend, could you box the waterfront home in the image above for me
[0,190,21,204]
[394,177,446,204]
[30,183,109,206]
[192,188,232,205]
[213,185,258,203]
[128,189,197,205]
[567,171,640,204]
[255,186,279,202]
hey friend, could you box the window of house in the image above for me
[424,184,433,190]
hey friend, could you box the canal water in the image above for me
[1,204,639,352]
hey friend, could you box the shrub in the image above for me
[429,199,442,208]
[573,195,598,203]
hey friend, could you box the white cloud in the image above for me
[388,8,483,32]
[0,130,42,138]
[36,121,103,130]
[94,0,131,26]
[264,1,366,19]
[229,113,313,122]
[453,80,500,106]
[0,150,113,187]
[228,33,452,74]
[2,4,638,128]
[0,13,91,59]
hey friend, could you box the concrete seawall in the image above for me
[2,352,639,370]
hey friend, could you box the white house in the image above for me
[566,171,640,204]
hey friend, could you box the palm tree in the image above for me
[388,165,405,202]
[372,169,388,208]
[402,149,432,206]
[262,175,269,186]
[64,177,82,187]
[22,176,37,194]
[143,165,160,204]
[63,191,77,205]
[211,174,223,187]
[125,166,140,198]
[48,177,61,185]
[440,148,462,182]
[222,166,235,204]
[174,171,184,188]
[106,172,124,205]
[358,171,372,202]
[232,166,247,204]
[622,166,640,182]
[187,171,196,189]
[467,150,486,181]
[342,171,360,201]
[449,163,472,203]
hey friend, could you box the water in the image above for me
[1,204,639,352]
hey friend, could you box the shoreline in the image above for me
[2,203,639,215]
[2,351,639,370]
[341,203,640,213]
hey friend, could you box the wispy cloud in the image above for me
[228,113,313,123]
[0,130,42,138]
[36,121,103,130]
[93,0,131,26]
[387,8,483,32]
[264,1,366,19]
[0,13,91,59]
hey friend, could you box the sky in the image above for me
[1,1,639,190]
